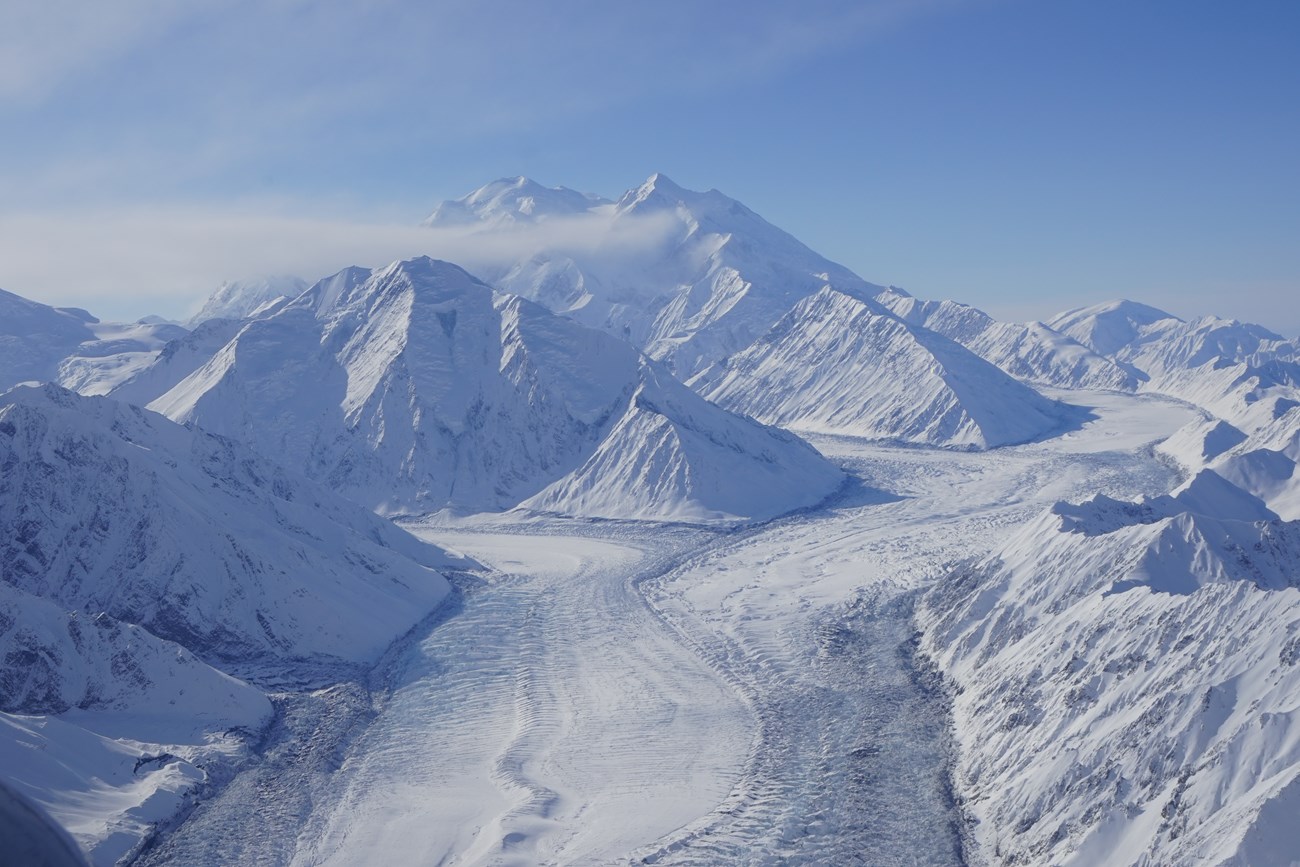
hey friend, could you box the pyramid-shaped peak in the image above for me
[616,172,700,212]
[373,257,493,300]
[643,172,686,195]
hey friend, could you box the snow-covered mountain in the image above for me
[1046,300,1300,450]
[427,176,1103,450]
[0,286,191,399]
[422,175,610,227]
[186,275,307,327]
[425,174,883,378]
[0,383,456,673]
[876,288,1137,391]
[0,288,99,391]
[132,257,843,522]
[0,383,466,864]
[692,286,1079,449]
[96,316,248,409]
[920,469,1300,865]
[54,320,190,397]
[1050,301,1299,389]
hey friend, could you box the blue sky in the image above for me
[2,0,1297,333]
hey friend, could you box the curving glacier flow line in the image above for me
[136,388,1195,867]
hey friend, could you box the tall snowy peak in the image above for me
[187,275,308,327]
[693,286,1079,449]
[138,257,843,522]
[921,476,1300,866]
[423,176,611,227]
[425,174,882,378]
[876,288,1137,391]
[0,383,455,675]
[519,361,844,522]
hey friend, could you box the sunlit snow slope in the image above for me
[0,383,460,864]
[694,286,1080,448]
[876,287,1137,391]
[920,303,1300,865]
[425,174,884,378]
[140,257,842,521]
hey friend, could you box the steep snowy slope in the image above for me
[0,288,98,391]
[0,284,191,398]
[921,465,1300,865]
[0,383,463,864]
[0,383,455,672]
[1,577,271,864]
[693,286,1078,449]
[142,257,842,522]
[1204,405,1300,521]
[55,320,191,397]
[876,288,1136,391]
[187,275,307,326]
[97,316,249,409]
[0,579,268,720]
[426,174,883,377]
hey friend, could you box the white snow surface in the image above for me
[0,285,190,399]
[1048,299,1300,419]
[422,176,611,227]
[921,479,1300,865]
[1050,300,1298,376]
[425,174,883,378]
[876,287,1137,391]
[139,257,842,522]
[0,383,455,670]
[186,275,308,327]
[55,321,191,398]
[694,286,1080,449]
[0,382,467,863]
[0,287,99,391]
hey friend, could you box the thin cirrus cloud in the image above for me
[0,0,961,201]
[0,206,680,320]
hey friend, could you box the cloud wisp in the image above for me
[0,206,680,321]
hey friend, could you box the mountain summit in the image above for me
[424,174,879,377]
[128,257,844,522]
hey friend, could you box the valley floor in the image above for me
[137,390,1197,866]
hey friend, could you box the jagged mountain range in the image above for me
[916,298,1300,864]
[116,257,844,522]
